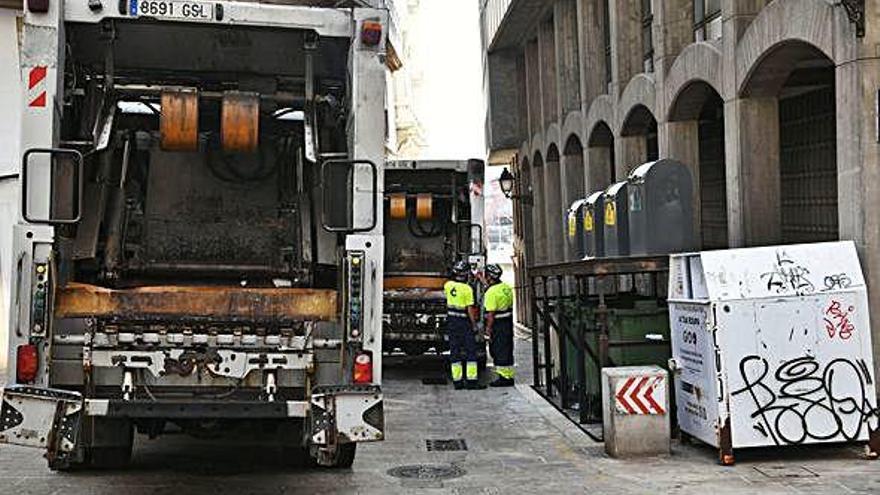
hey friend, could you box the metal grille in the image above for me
[426,439,468,452]
[387,464,466,480]
[779,86,838,243]
[753,465,819,479]
[699,108,728,249]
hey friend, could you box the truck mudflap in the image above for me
[0,386,83,460]
[310,385,383,445]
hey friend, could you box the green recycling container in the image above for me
[558,300,671,420]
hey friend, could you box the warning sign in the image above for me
[615,375,666,415]
[604,203,616,226]
[584,212,594,232]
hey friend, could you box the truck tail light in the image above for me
[353,351,373,384]
[361,21,382,46]
[17,344,39,383]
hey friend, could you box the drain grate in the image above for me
[426,439,468,452]
[387,464,466,480]
[422,377,448,385]
[753,465,819,479]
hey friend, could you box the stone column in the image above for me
[561,148,587,261]
[544,157,565,263]
[531,163,548,264]
[609,0,643,97]
[724,96,781,247]
[616,135,646,179]
[586,145,614,191]
[580,0,609,102]
[660,120,701,245]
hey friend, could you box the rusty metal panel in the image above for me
[55,283,338,322]
[140,149,297,272]
[221,91,260,152]
[383,276,445,291]
[160,88,199,151]
[779,87,837,243]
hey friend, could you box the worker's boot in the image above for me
[489,377,515,388]
[453,381,465,390]
[466,380,486,390]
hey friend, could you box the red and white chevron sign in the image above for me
[615,375,666,415]
[27,66,48,108]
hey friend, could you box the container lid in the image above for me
[585,190,604,208]
[604,181,627,198]
[627,160,659,183]
[568,198,587,212]
[674,241,866,302]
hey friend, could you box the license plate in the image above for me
[131,0,214,22]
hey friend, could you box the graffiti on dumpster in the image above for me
[824,300,856,341]
[760,251,815,296]
[823,274,853,292]
[732,355,878,445]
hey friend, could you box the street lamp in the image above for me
[497,167,532,204]
[499,167,516,199]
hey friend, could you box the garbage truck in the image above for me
[382,160,486,358]
[0,0,389,470]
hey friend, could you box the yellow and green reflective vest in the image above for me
[484,282,514,313]
[444,281,475,312]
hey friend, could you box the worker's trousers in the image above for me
[490,316,515,379]
[447,316,478,383]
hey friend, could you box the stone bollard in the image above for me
[601,366,670,458]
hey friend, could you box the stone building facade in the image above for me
[480,0,880,364]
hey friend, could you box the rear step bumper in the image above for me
[0,384,384,458]
[84,399,308,418]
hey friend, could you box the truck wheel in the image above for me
[88,445,133,469]
[87,418,134,469]
[312,443,357,469]
[327,443,357,469]
[281,445,313,468]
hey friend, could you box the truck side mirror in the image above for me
[22,148,83,225]
[456,222,483,256]
[321,159,378,233]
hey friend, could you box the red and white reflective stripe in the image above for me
[28,66,47,108]
[614,374,666,415]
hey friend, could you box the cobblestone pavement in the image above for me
[3,339,880,494]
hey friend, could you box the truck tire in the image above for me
[311,442,357,469]
[85,418,134,470]
[327,443,356,469]
[48,442,133,471]
[88,445,133,469]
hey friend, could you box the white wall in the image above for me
[0,9,22,369]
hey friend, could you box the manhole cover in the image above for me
[387,464,466,480]
[426,439,468,452]
[753,465,819,478]
[422,377,448,385]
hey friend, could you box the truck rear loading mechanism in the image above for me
[382,160,486,359]
[1,0,389,469]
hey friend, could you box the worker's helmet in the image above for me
[485,264,503,281]
[452,260,469,280]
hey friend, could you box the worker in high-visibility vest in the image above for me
[445,260,484,390]
[483,264,515,387]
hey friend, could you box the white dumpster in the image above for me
[668,241,877,464]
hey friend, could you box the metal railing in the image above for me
[526,255,670,429]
